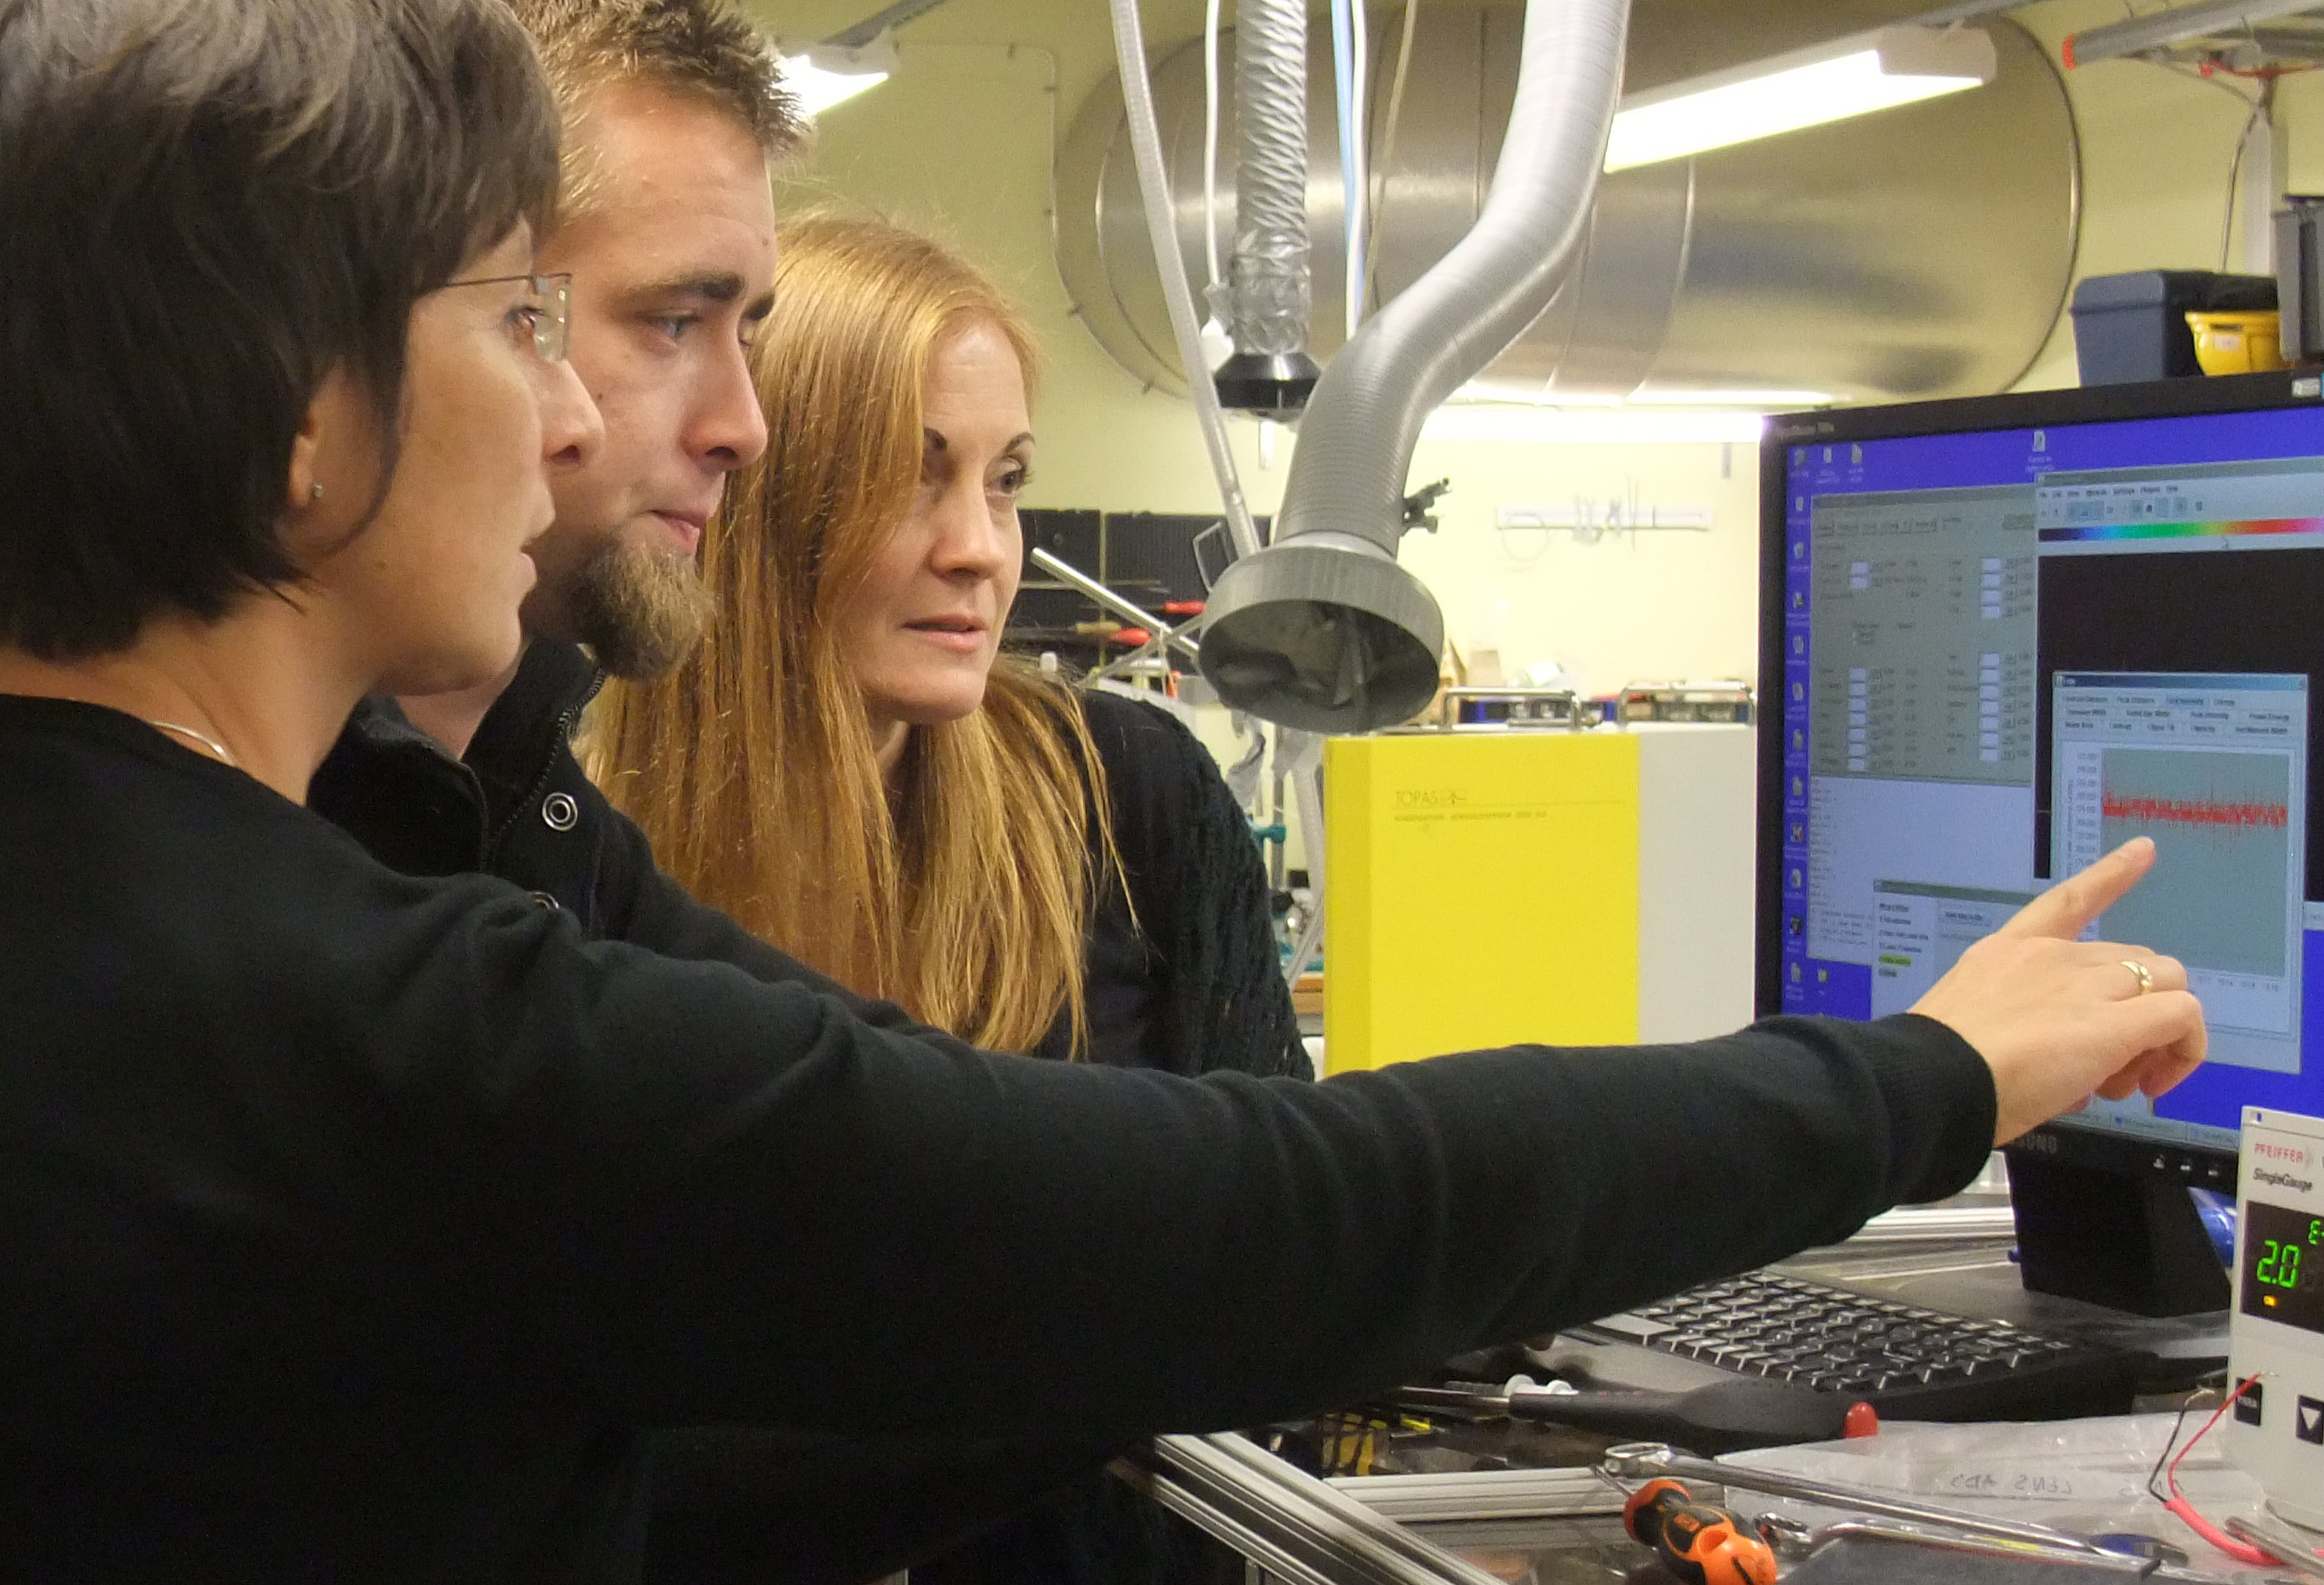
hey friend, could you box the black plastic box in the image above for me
[2069,270,2276,385]
[2276,196,2324,362]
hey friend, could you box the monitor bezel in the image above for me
[1754,367,2323,1181]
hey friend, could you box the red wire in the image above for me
[2193,54,2322,80]
[2161,1374,2302,1567]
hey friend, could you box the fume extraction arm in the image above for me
[1213,0,1323,415]
[1188,0,1633,734]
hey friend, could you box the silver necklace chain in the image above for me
[141,719,238,768]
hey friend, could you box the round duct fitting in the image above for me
[1200,534,1446,733]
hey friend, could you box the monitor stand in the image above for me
[2005,1148,2231,1317]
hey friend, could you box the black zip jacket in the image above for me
[312,640,899,998]
[0,695,1998,1581]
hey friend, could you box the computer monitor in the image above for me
[1759,370,2324,1317]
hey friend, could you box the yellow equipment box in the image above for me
[1323,725,1755,1071]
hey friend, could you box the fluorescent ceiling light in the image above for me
[1423,405,1768,446]
[1603,26,1998,173]
[777,38,897,116]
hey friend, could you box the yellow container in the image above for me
[2186,310,2286,374]
[1321,727,1755,1072]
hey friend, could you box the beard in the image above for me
[561,533,718,681]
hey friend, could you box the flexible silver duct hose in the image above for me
[1108,0,1263,558]
[1230,0,1311,358]
[1274,0,1630,555]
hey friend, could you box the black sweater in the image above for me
[1028,688,1306,1078]
[0,696,1995,1581]
[647,688,1307,1583]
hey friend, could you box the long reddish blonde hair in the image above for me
[591,213,1115,1053]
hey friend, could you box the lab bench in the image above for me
[1103,1216,2260,1585]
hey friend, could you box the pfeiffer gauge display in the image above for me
[2241,1200,2324,1335]
[2229,1107,2324,1530]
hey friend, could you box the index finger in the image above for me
[1999,837,2156,941]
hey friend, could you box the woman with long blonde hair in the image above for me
[593,213,1307,1584]
[593,213,1307,1080]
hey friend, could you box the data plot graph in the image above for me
[2051,672,2305,1071]
[2098,748,2292,978]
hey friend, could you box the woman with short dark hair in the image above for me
[0,0,2206,1580]
[0,0,614,1568]
[0,0,576,663]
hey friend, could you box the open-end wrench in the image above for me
[1600,1441,2118,1561]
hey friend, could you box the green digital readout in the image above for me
[2241,1200,2324,1335]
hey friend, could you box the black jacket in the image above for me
[313,642,912,1019]
[0,694,1997,1581]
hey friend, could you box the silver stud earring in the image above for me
[309,482,324,503]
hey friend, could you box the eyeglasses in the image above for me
[438,271,572,362]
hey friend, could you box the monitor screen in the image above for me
[1764,375,2324,1162]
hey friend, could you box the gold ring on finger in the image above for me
[2119,958,2153,996]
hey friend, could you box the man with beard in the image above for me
[313,0,799,967]
[306,4,1098,1578]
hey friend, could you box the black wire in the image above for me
[2147,1403,2193,1503]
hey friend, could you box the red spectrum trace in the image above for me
[2103,795,2290,831]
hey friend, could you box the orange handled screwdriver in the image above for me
[1623,1478,1777,1585]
